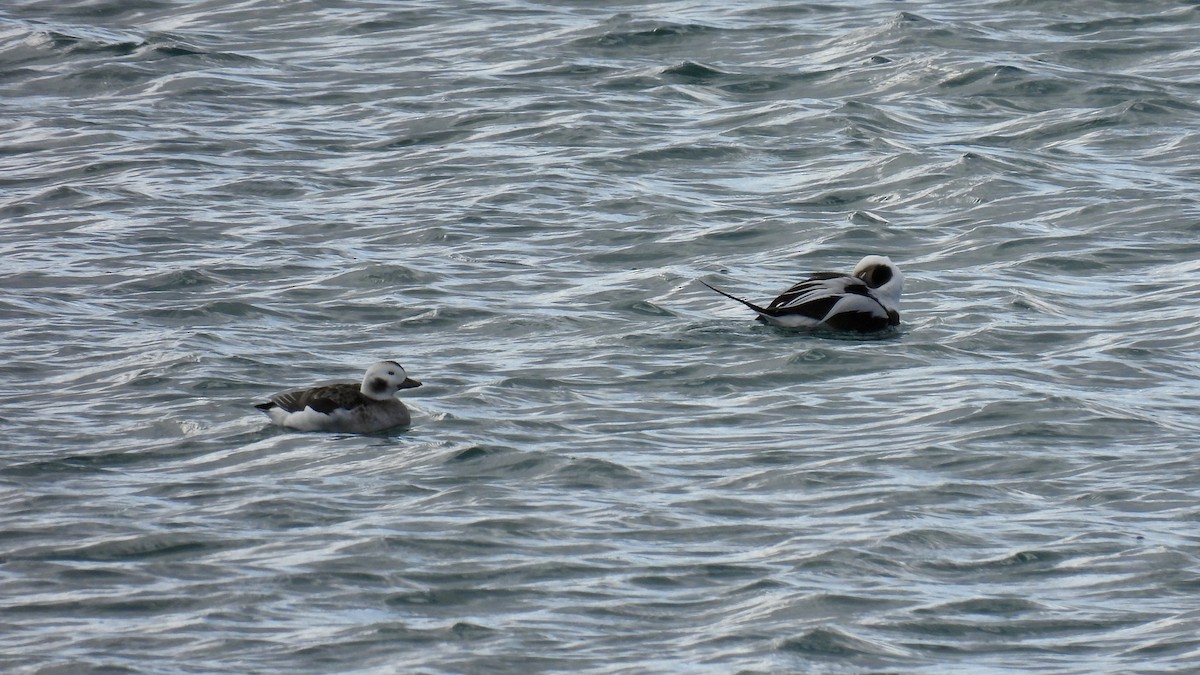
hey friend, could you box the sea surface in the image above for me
[3,0,1200,672]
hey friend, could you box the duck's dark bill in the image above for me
[400,378,422,389]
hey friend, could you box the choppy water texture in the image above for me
[3,0,1200,672]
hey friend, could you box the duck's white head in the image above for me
[853,255,903,305]
[360,360,422,401]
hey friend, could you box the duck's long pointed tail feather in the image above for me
[699,280,776,318]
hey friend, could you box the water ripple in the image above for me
[2,0,1200,672]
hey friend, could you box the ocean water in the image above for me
[3,0,1200,672]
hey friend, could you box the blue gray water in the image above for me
[3,0,1200,672]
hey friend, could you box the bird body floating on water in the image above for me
[255,360,421,433]
[702,255,903,333]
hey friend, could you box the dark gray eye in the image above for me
[388,371,395,375]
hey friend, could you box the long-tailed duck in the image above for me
[701,255,903,333]
[254,360,422,433]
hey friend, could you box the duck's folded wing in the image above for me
[270,384,360,414]
[767,274,858,317]
[820,293,894,332]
